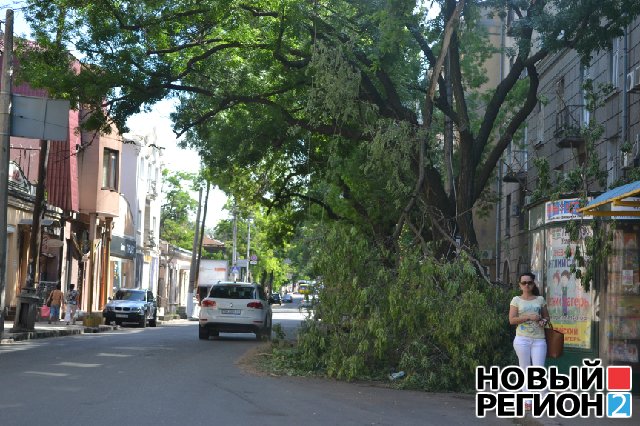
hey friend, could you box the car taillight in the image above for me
[202,300,217,308]
[246,302,263,309]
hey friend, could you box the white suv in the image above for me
[198,281,273,340]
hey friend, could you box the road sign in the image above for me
[11,95,70,141]
[250,254,258,261]
[250,260,257,265]
[231,266,240,275]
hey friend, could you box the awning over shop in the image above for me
[578,180,640,217]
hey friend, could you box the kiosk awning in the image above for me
[578,180,640,217]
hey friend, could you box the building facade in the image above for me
[158,240,192,318]
[499,16,640,391]
[121,133,163,294]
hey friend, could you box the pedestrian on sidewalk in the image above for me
[65,284,79,325]
[47,284,65,324]
[66,284,79,325]
[508,272,550,410]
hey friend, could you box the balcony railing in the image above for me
[502,150,528,185]
[145,230,156,249]
[555,105,586,149]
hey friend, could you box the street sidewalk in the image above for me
[1,317,118,344]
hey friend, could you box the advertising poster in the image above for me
[546,227,592,349]
[610,342,639,363]
[622,233,639,294]
[545,199,583,223]
[530,231,544,288]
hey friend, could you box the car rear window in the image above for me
[209,285,256,299]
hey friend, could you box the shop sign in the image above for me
[546,227,593,349]
[545,199,585,223]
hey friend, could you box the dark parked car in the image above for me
[103,288,157,327]
[270,293,282,305]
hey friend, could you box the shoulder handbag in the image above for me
[46,293,52,307]
[545,322,564,358]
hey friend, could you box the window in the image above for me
[556,77,565,112]
[610,37,620,89]
[505,194,512,237]
[210,285,255,299]
[581,64,591,125]
[536,102,544,146]
[102,148,119,190]
[518,190,526,231]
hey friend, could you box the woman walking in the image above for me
[509,272,550,410]
[47,284,65,324]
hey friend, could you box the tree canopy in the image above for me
[19,0,640,265]
[160,169,197,249]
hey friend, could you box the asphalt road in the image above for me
[0,315,510,426]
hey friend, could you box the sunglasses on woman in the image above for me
[520,281,534,285]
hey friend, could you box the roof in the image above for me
[579,180,640,216]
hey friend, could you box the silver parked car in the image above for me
[103,288,158,327]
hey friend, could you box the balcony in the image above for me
[147,180,158,200]
[503,169,527,184]
[144,230,157,249]
[555,105,586,149]
[502,150,528,185]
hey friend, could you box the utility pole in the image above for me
[246,216,251,282]
[12,139,49,331]
[187,187,202,318]
[0,9,13,340]
[232,205,238,269]
[194,181,210,288]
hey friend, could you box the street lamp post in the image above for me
[0,10,13,340]
[232,206,238,279]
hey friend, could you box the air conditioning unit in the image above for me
[627,70,640,92]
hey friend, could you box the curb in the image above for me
[1,318,181,344]
[1,324,118,344]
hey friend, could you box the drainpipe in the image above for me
[495,14,507,282]
[496,162,503,282]
[622,26,629,156]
